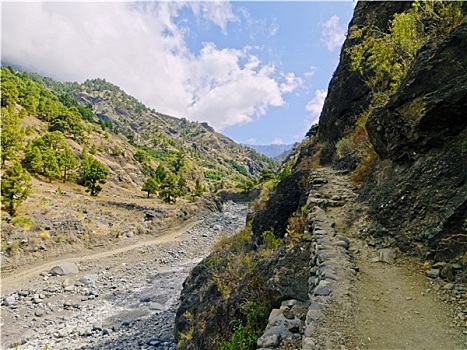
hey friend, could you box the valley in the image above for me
[2,1,467,349]
[1,202,249,350]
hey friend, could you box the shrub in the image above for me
[7,240,20,256]
[12,216,34,230]
[335,138,352,158]
[219,301,269,350]
[262,229,281,250]
[351,146,376,185]
[39,231,50,240]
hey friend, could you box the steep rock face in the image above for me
[251,169,311,239]
[362,22,467,260]
[316,1,412,163]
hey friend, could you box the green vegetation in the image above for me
[25,131,78,182]
[219,301,269,350]
[1,105,25,167]
[1,162,32,216]
[345,1,465,184]
[226,159,249,177]
[12,215,34,230]
[142,177,158,198]
[335,137,352,158]
[79,151,109,196]
[349,1,465,109]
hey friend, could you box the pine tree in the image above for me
[153,163,167,183]
[42,149,61,181]
[79,156,109,196]
[1,162,32,216]
[26,145,44,174]
[159,173,178,203]
[172,151,185,174]
[57,148,78,182]
[1,106,25,167]
[142,177,158,198]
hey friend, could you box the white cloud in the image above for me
[187,1,238,33]
[306,89,327,119]
[1,2,298,131]
[320,15,345,52]
[247,138,257,144]
[272,138,283,145]
[279,72,303,94]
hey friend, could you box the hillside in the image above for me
[0,67,277,267]
[174,2,467,349]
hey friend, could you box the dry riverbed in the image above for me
[1,201,249,350]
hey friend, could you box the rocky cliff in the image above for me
[362,20,467,261]
[308,0,466,262]
[175,2,467,348]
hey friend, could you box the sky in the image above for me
[1,1,355,145]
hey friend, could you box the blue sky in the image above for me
[2,1,355,145]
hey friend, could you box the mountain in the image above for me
[244,143,294,159]
[174,2,467,348]
[0,67,277,265]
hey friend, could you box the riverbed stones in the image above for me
[4,295,16,306]
[1,201,249,350]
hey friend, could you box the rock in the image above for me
[313,280,332,296]
[4,295,16,306]
[34,309,45,317]
[50,262,79,276]
[148,302,166,311]
[147,338,161,346]
[443,283,455,290]
[79,274,98,285]
[425,269,440,278]
[440,264,454,281]
[335,240,349,249]
[126,231,134,238]
[378,249,396,264]
[257,333,280,348]
[62,278,73,288]
[212,224,222,231]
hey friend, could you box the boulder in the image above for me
[378,249,396,264]
[50,262,79,276]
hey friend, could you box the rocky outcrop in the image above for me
[251,169,311,239]
[174,238,312,349]
[362,21,467,261]
[316,1,412,163]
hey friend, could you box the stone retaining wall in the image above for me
[257,205,357,349]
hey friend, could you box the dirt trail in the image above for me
[1,219,200,293]
[318,168,465,350]
[351,240,463,350]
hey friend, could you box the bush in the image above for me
[219,301,269,350]
[351,146,376,185]
[262,229,281,250]
[335,137,352,158]
[7,240,20,256]
[12,216,34,230]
